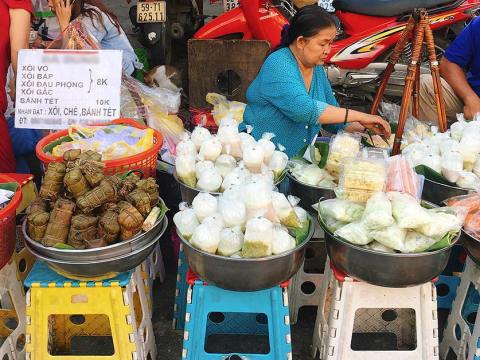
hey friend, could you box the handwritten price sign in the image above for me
[15,49,122,129]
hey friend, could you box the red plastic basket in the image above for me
[0,175,22,270]
[35,118,163,178]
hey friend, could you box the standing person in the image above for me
[0,0,32,173]
[243,5,390,157]
[419,17,480,123]
[49,0,142,75]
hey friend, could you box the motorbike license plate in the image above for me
[137,1,166,23]
[223,0,239,12]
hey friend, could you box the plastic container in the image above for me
[337,157,387,202]
[0,175,22,269]
[325,132,361,178]
[35,118,163,178]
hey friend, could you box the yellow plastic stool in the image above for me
[25,261,138,360]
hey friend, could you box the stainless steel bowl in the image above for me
[22,200,167,262]
[25,217,168,277]
[319,218,460,287]
[287,172,335,209]
[421,177,469,205]
[174,171,287,204]
[461,231,480,265]
[178,214,315,291]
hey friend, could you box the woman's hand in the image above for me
[54,0,73,32]
[358,114,391,138]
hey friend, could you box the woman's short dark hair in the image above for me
[279,5,336,49]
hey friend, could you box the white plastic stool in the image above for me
[314,261,439,360]
[440,256,480,360]
[312,260,333,359]
[130,266,157,360]
[0,260,26,360]
[146,242,166,283]
[288,218,326,325]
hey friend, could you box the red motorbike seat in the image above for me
[333,0,455,17]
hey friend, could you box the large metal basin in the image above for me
[174,171,286,204]
[22,200,167,262]
[421,177,469,205]
[178,215,315,291]
[25,217,168,278]
[461,231,480,266]
[319,219,459,287]
[287,172,335,209]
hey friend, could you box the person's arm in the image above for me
[440,58,480,119]
[54,0,73,33]
[9,9,30,75]
[9,7,31,100]
[322,69,365,133]
[318,105,389,136]
[441,18,480,119]
[261,57,390,136]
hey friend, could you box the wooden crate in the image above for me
[188,39,270,108]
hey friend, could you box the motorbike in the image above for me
[193,0,480,107]
[129,0,203,67]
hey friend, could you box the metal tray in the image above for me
[319,217,459,287]
[25,217,168,277]
[23,199,167,262]
[287,172,335,209]
[178,214,315,291]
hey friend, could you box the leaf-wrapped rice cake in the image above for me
[39,162,66,201]
[42,198,75,247]
[68,214,99,249]
[98,203,120,244]
[118,201,144,241]
[64,168,91,199]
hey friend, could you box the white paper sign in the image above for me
[15,49,122,129]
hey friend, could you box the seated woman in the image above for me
[49,0,142,75]
[244,5,390,157]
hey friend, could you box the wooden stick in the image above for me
[370,16,416,115]
[392,14,425,155]
[423,12,448,132]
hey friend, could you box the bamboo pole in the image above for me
[370,16,416,115]
[423,12,448,132]
[392,12,425,155]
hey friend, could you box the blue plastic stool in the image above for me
[436,275,461,310]
[173,244,189,330]
[182,271,292,360]
[24,260,132,288]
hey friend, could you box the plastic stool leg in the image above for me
[0,261,26,360]
[441,256,480,360]
[312,259,331,359]
[173,245,189,330]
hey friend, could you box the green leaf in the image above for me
[0,182,19,193]
[414,165,455,186]
[291,219,311,245]
[53,243,76,250]
[425,231,458,251]
[314,142,330,169]
[158,199,169,220]
[42,135,73,155]
[274,169,287,184]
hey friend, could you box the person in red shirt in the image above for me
[0,0,32,172]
